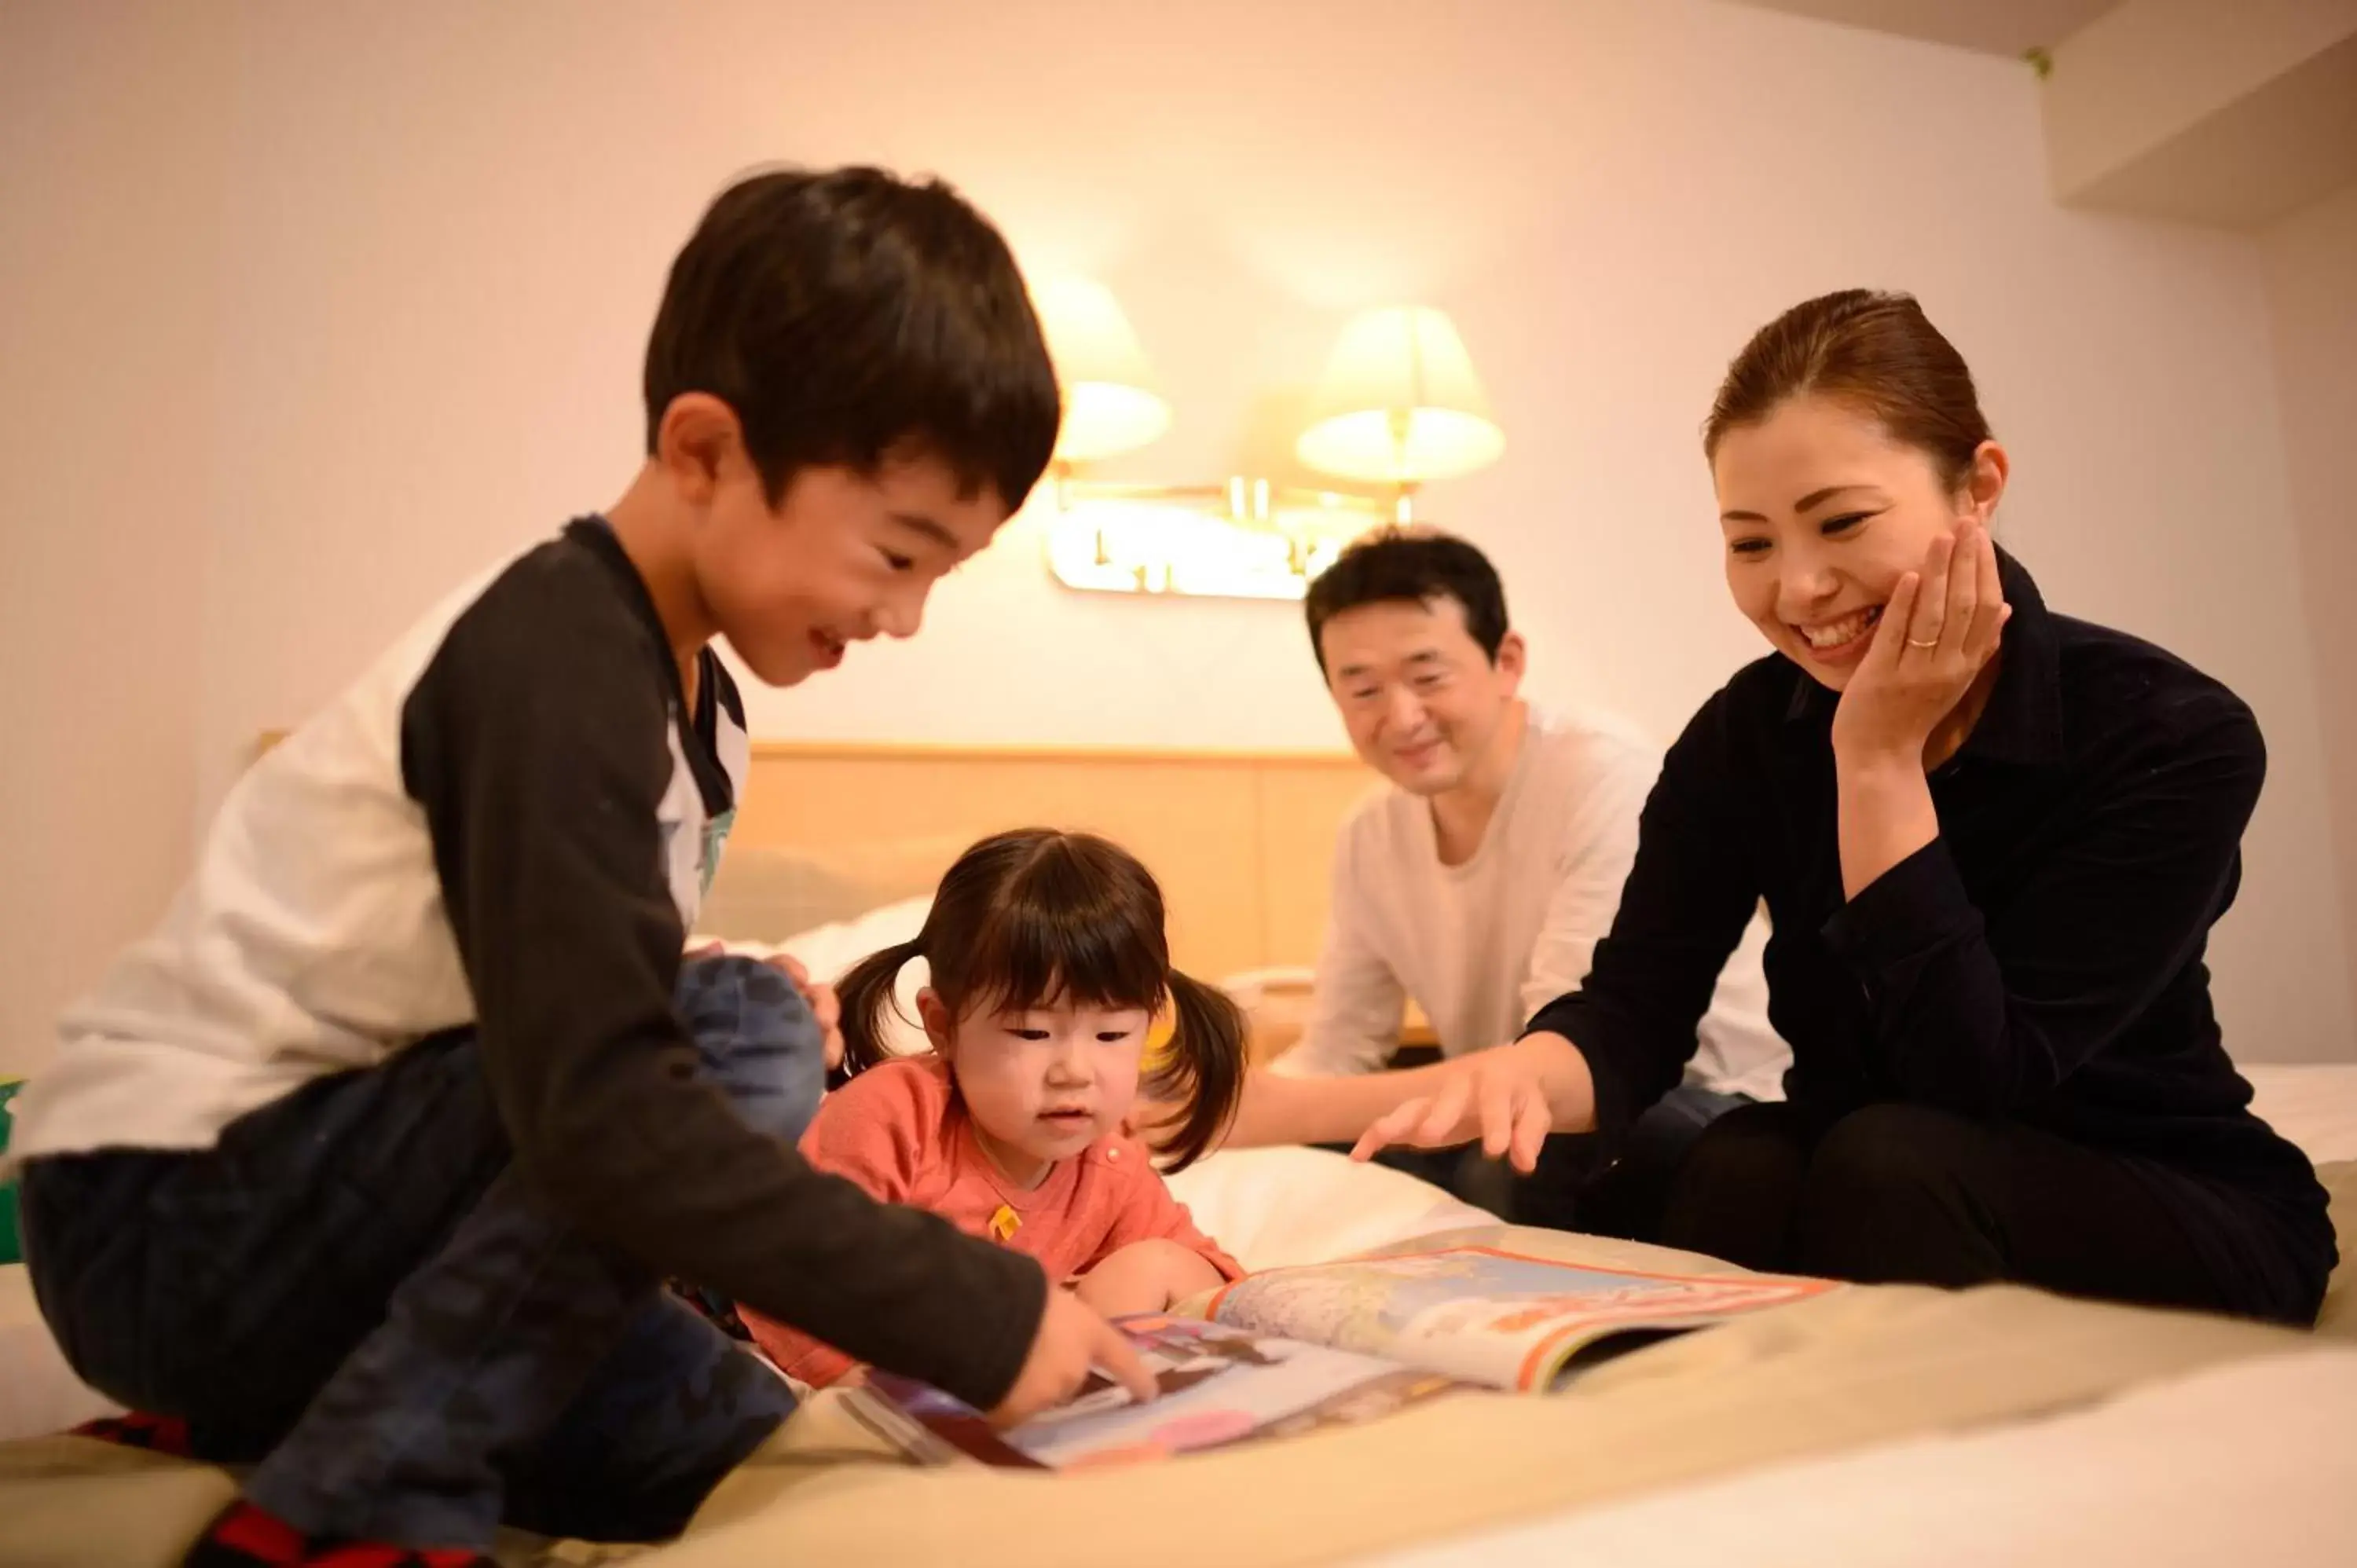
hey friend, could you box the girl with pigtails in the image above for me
[741,828,1249,1388]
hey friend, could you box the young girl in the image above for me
[743,827,1249,1388]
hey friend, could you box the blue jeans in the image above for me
[20,955,816,1548]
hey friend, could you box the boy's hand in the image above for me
[1075,1239,1225,1317]
[762,952,844,1072]
[988,1287,1156,1428]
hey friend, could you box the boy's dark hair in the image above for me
[1302,529,1510,673]
[645,166,1061,511]
[834,829,1246,1173]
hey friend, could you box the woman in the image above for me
[1353,289,2335,1323]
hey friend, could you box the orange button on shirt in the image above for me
[742,1055,1242,1388]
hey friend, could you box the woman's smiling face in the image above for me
[1712,393,1999,691]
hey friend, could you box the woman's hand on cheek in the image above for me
[1831,518,2010,768]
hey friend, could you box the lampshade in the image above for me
[1296,306,1505,485]
[1029,276,1173,465]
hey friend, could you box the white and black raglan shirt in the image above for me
[12,517,1047,1409]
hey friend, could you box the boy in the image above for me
[6,167,1150,1566]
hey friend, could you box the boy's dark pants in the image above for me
[20,954,816,1549]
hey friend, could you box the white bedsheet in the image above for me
[1353,1346,2357,1568]
[1164,1146,1491,1273]
[0,1263,117,1442]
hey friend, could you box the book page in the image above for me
[855,1314,1464,1470]
[1204,1245,1840,1391]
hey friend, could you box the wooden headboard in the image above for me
[256,731,1380,982]
[725,742,1376,981]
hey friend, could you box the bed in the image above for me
[4,1150,2353,1567]
[2,740,2352,1566]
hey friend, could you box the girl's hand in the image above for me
[1830,520,2009,768]
[1075,1240,1225,1318]
[1350,1031,1592,1174]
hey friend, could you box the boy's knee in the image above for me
[680,954,819,1036]
[676,954,825,1142]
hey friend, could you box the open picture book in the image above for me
[838,1244,1840,1471]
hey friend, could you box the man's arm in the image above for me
[1221,1055,1481,1148]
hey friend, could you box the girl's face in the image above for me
[1711,394,2004,692]
[919,990,1153,1189]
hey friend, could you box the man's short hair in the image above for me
[1303,529,1509,672]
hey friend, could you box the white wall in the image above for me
[2,0,2349,1072]
[2263,180,2357,1040]
[0,4,233,1078]
[2044,0,2357,209]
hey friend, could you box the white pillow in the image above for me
[1164,1146,1490,1274]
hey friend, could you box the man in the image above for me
[1259,529,1788,1234]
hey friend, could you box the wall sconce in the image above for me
[1033,277,1173,465]
[1032,280,1503,602]
[1296,306,1505,526]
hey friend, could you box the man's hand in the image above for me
[989,1287,1157,1428]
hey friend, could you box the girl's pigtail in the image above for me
[833,938,926,1080]
[1142,969,1248,1172]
